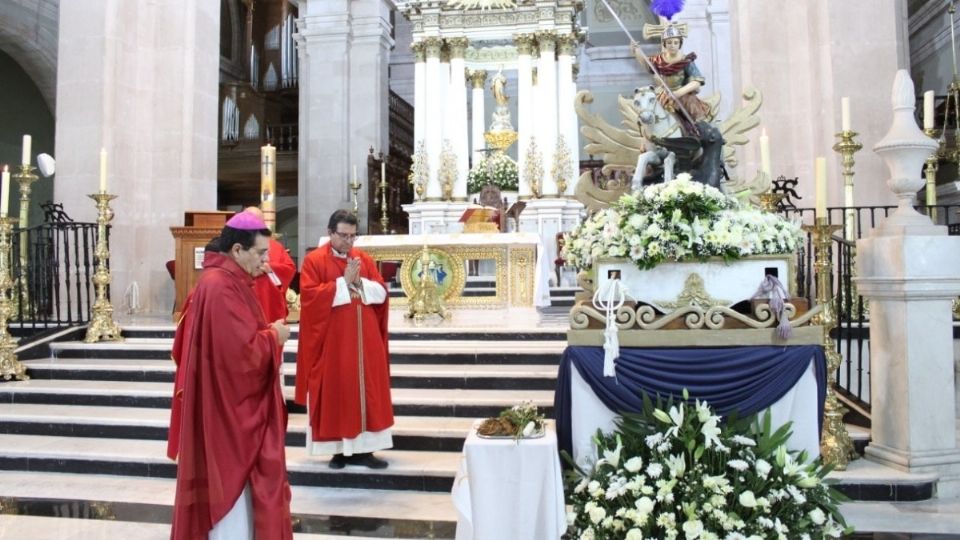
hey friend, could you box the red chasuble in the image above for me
[295,243,394,444]
[253,238,297,323]
[168,252,292,540]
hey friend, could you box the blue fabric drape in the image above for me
[554,345,827,457]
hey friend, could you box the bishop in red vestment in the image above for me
[295,210,394,469]
[168,214,293,539]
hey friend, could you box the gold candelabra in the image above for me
[757,190,784,213]
[924,127,940,223]
[832,130,863,242]
[12,164,38,316]
[84,193,123,343]
[802,217,856,470]
[379,173,390,234]
[0,216,28,380]
[348,178,362,217]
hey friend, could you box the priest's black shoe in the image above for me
[350,453,388,469]
[328,454,348,469]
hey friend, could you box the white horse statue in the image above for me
[630,85,727,192]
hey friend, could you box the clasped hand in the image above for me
[343,258,361,285]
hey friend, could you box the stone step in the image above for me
[0,433,459,492]
[0,404,477,451]
[48,339,567,365]
[21,358,560,390]
[0,471,457,538]
[0,378,556,417]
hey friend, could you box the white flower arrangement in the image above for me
[567,390,851,540]
[467,151,519,193]
[562,174,803,271]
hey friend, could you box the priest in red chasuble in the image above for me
[295,209,394,470]
[244,206,297,322]
[168,212,293,540]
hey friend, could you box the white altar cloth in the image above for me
[452,421,567,540]
[569,361,820,468]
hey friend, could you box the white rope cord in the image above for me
[592,278,629,377]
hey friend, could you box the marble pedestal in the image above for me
[403,202,474,235]
[517,198,584,286]
[856,226,960,496]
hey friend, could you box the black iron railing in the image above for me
[8,203,100,335]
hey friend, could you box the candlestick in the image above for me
[379,160,389,234]
[0,166,8,218]
[84,192,123,343]
[840,97,850,132]
[0,216,28,380]
[815,157,827,217]
[923,90,935,131]
[13,163,38,317]
[99,148,108,193]
[21,135,31,166]
[759,128,771,178]
[832,130,863,241]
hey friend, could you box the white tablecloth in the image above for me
[452,421,567,540]
[569,361,820,469]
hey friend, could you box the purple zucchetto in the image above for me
[225,211,268,231]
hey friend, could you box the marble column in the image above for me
[857,70,960,496]
[536,32,558,197]
[469,69,487,170]
[556,34,578,197]
[55,0,219,315]
[412,41,426,150]
[447,38,470,201]
[514,34,535,199]
[423,37,443,200]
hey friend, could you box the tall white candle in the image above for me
[759,128,771,177]
[1,165,9,218]
[815,157,827,217]
[924,90,935,130]
[353,165,358,185]
[21,135,31,166]
[381,161,386,184]
[99,148,108,193]
[840,97,850,132]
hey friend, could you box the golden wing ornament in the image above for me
[575,90,645,175]
[718,88,763,168]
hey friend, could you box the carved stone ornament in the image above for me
[468,69,488,89]
[655,273,729,310]
[447,37,470,58]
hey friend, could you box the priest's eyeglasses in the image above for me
[333,232,359,241]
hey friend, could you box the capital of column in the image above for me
[514,33,536,56]
[411,41,426,62]
[424,37,443,59]
[440,45,451,63]
[557,34,578,56]
[447,37,469,59]
[535,31,557,54]
[468,69,487,89]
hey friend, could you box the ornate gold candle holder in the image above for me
[84,193,123,343]
[379,174,390,234]
[923,127,940,223]
[348,179,362,217]
[0,216,28,380]
[757,190,784,213]
[12,164,39,317]
[832,131,863,242]
[802,217,856,470]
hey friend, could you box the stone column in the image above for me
[423,37,443,200]
[447,38,470,201]
[514,34,535,199]
[412,41,426,149]
[556,34,578,197]
[536,32,558,197]
[469,69,487,171]
[857,70,960,496]
[55,0,220,315]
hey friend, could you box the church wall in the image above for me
[730,0,908,211]
[55,0,220,315]
[0,51,54,222]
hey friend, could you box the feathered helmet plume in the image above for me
[650,0,685,20]
[644,0,687,42]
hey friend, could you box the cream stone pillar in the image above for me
[447,38,470,201]
[423,37,443,200]
[536,32,558,197]
[412,41,426,149]
[469,70,488,170]
[556,34,578,197]
[55,0,219,315]
[515,34,535,199]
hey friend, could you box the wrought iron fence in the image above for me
[8,203,99,335]
[783,203,960,417]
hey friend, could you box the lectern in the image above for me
[170,210,234,319]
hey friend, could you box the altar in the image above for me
[354,232,551,309]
